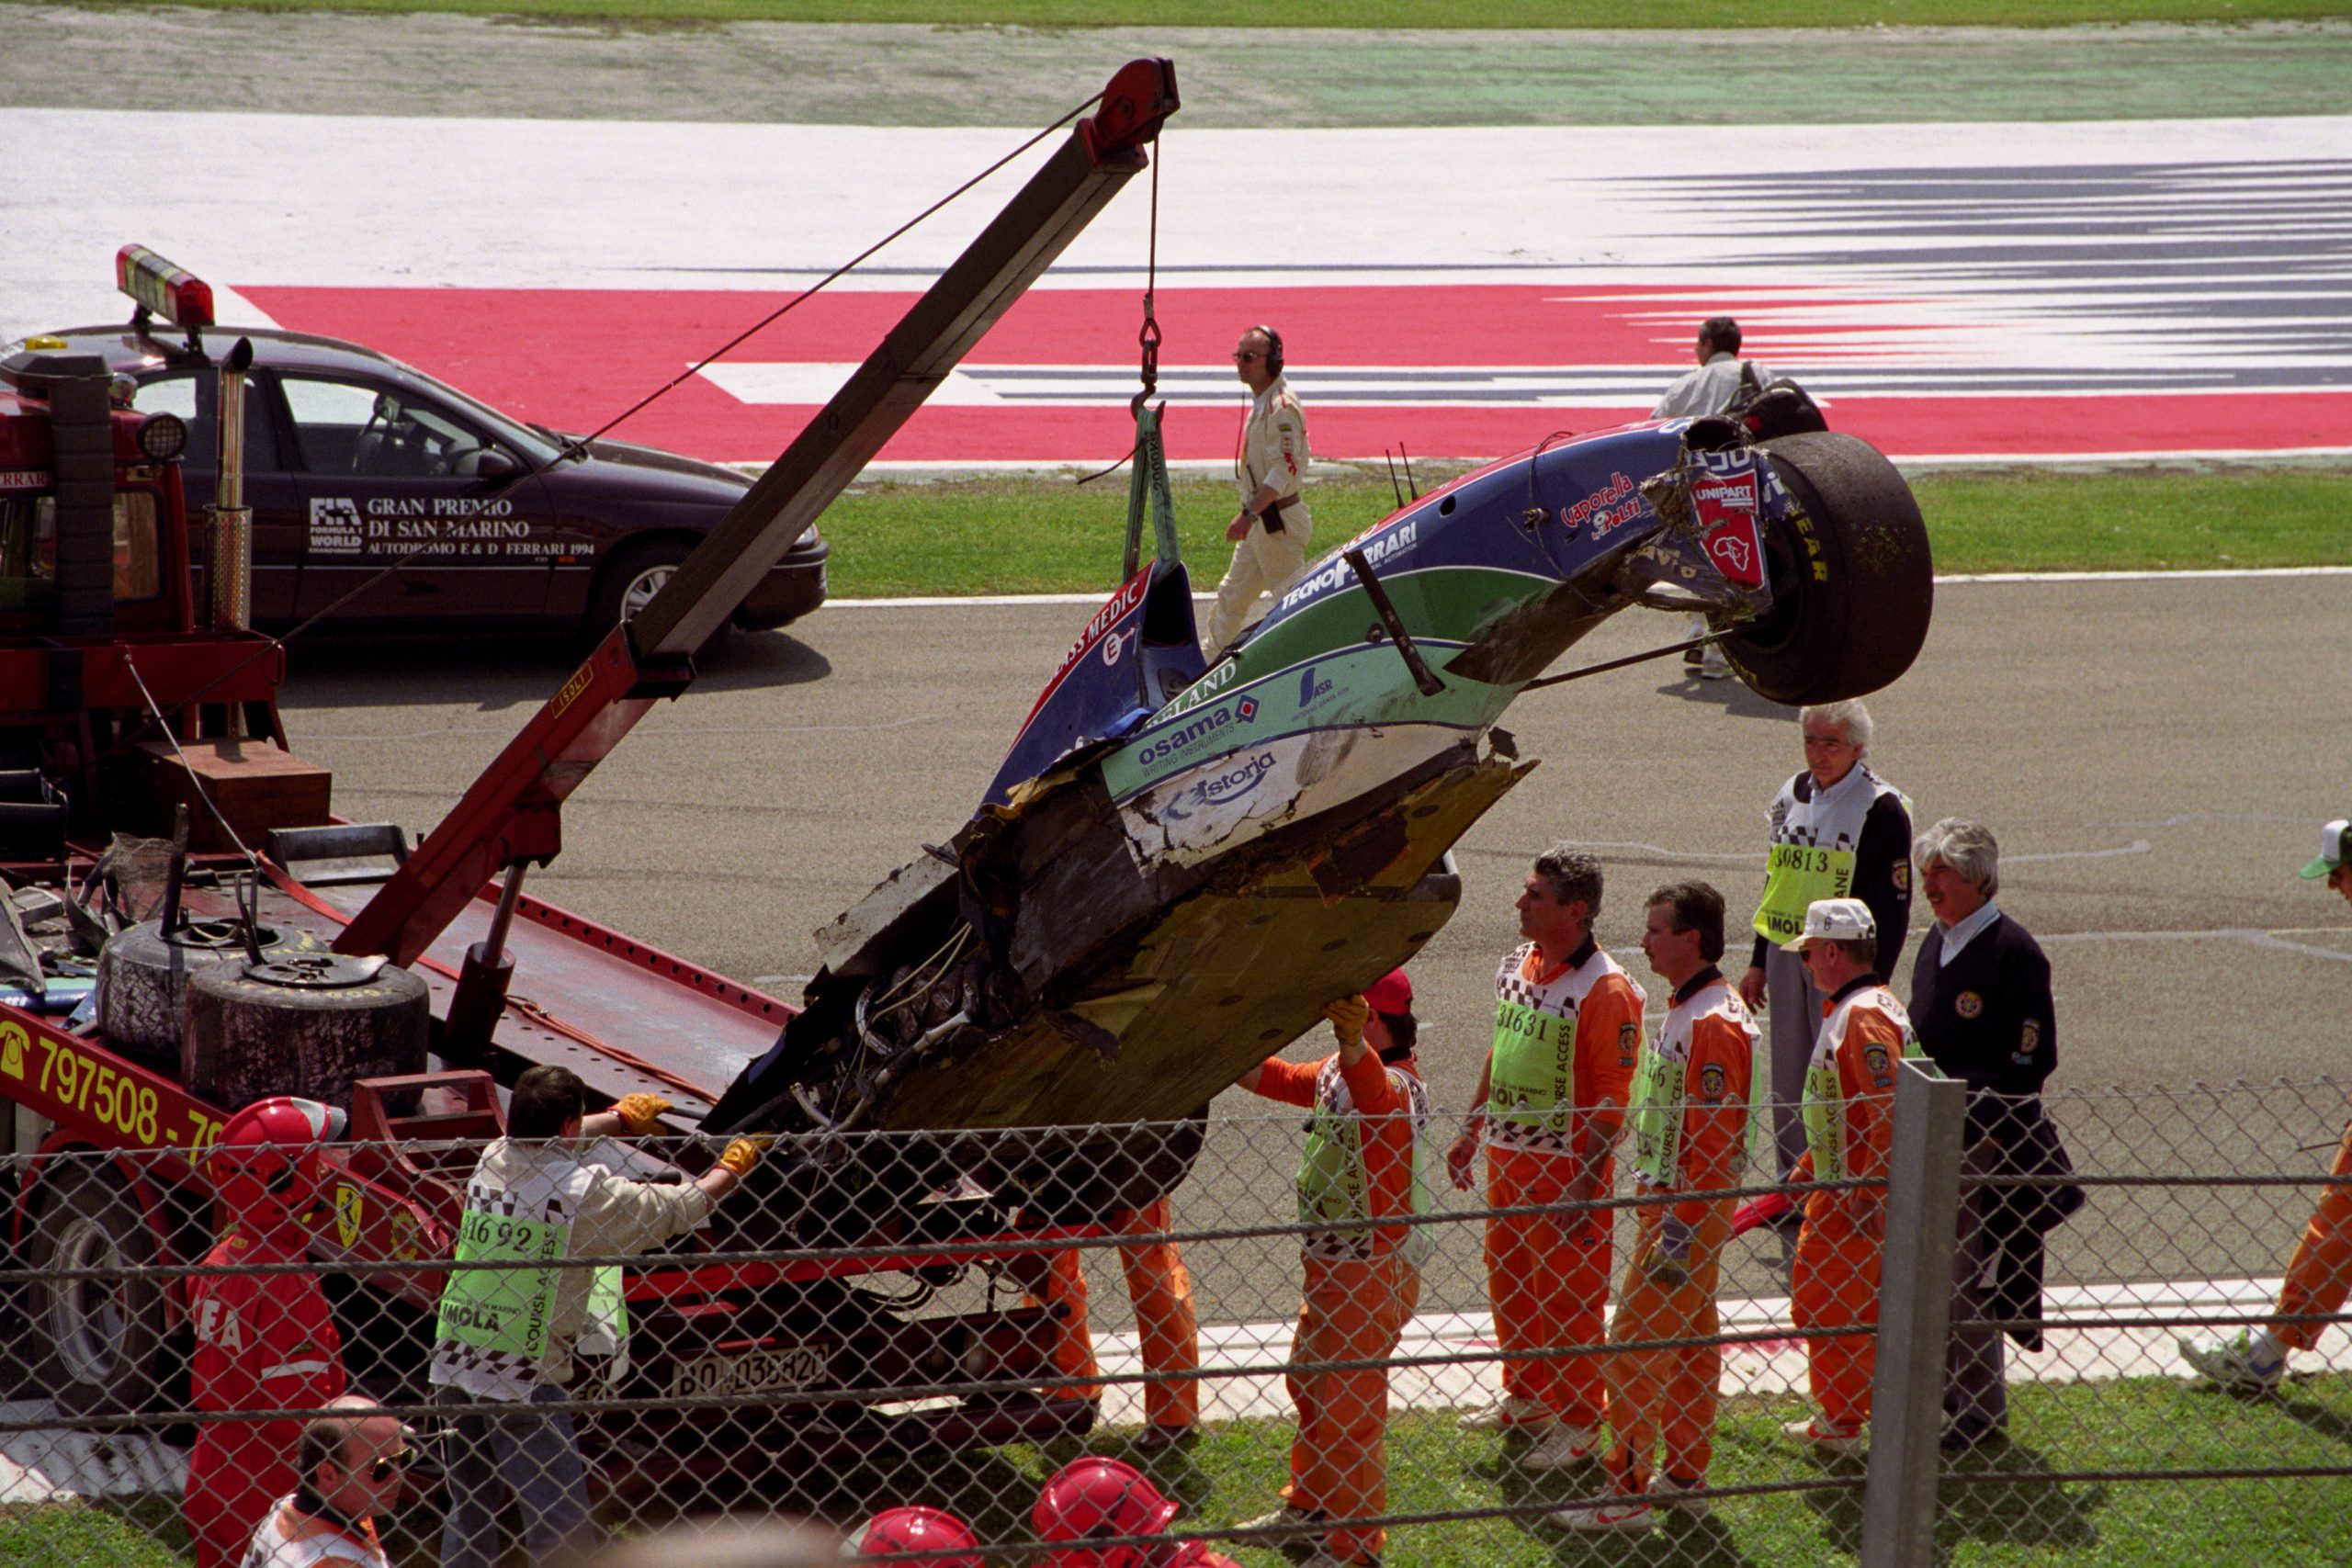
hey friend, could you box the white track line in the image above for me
[1092,1275,2349,1429]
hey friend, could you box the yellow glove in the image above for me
[1323,995,1369,1049]
[718,1135,773,1176]
[614,1093,673,1134]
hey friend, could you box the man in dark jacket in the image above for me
[1908,817,2063,1450]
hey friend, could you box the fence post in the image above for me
[1858,1057,1966,1568]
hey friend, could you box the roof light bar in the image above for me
[117,244,214,330]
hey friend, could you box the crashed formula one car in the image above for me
[705,390,1931,1231]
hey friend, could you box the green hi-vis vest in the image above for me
[1296,1057,1436,1266]
[1628,982,1761,1190]
[1800,987,1922,1184]
[1751,766,1907,944]
[430,1151,628,1393]
[1488,943,1627,1138]
[436,1206,571,1364]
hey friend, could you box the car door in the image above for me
[276,372,553,624]
[130,368,304,622]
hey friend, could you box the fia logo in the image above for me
[309,497,360,529]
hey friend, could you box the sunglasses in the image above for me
[355,1450,411,1483]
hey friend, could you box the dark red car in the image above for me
[1,324,827,637]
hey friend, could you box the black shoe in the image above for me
[1132,1424,1191,1453]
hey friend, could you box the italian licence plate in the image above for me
[668,1344,828,1400]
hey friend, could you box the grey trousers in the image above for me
[1764,944,1825,1180]
[434,1382,594,1568]
[1946,1139,2010,1436]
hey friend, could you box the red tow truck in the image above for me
[0,61,1181,1483]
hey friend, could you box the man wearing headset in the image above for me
[1206,325,1312,656]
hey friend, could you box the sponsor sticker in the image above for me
[1277,518,1419,614]
[1954,990,1984,1020]
[1691,466,1765,588]
[1559,471,1645,538]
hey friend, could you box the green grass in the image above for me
[816,466,2352,598]
[15,1377,2352,1565]
[640,1375,2352,1567]
[72,1,2352,28]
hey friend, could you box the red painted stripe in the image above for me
[240,285,2349,462]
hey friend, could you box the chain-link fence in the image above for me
[1,1075,2346,1566]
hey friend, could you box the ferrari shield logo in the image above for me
[334,1185,364,1247]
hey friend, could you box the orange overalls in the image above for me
[2273,1114,2352,1353]
[1252,1047,1430,1568]
[1482,940,1642,1430]
[1032,1197,1201,1432]
[1788,980,1912,1436]
[1603,970,1757,1497]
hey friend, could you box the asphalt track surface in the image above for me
[277,573,2352,1321]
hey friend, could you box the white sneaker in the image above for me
[1698,658,1731,681]
[1653,1474,1711,1517]
[1515,1424,1602,1471]
[2180,1329,2286,1392]
[1550,1495,1655,1534]
[1782,1416,1867,1458]
[1458,1393,1554,1432]
[1235,1504,1323,1541]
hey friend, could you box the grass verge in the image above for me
[99,2,2352,29]
[16,1376,2351,1565]
[818,466,2352,598]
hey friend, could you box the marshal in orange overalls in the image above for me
[1787,978,1911,1438]
[1602,968,1756,1497]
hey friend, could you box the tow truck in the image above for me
[0,60,1183,1482]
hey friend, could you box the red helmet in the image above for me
[207,1098,345,1226]
[846,1506,981,1568]
[1033,1457,1181,1568]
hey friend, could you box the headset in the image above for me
[1249,324,1284,377]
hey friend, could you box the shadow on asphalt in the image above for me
[1655,671,1797,721]
[278,627,833,711]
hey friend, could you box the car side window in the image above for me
[280,376,498,479]
[133,372,279,474]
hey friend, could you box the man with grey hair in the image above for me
[1907,818,2061,1450]
[1448,845,1644,1469]
[1738,701,1913,1190]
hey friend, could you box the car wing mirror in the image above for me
[373,391,403,423]
[473,448,519,480]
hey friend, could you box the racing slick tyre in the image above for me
[26,1164,170,1416]
[1721,431,1932,706]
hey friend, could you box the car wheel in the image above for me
[586,538,695,641]
[1720,431,1933,705]
[26,1165,169,1416]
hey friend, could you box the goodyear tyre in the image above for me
[1721,431,1932,705]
